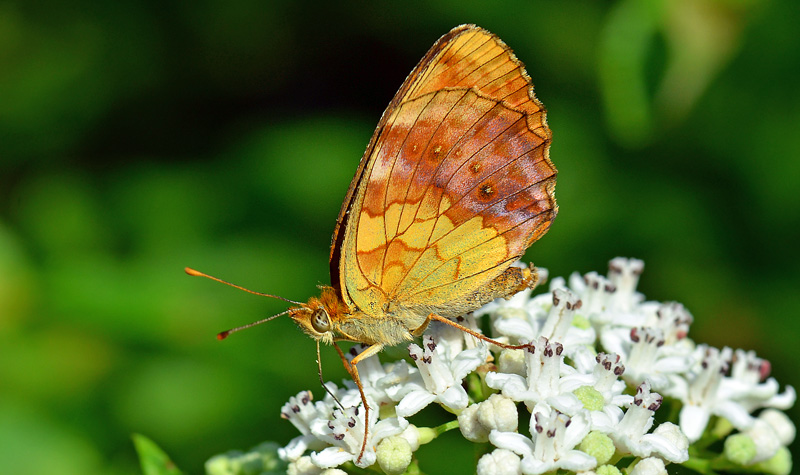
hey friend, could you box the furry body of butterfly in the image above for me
[290,264,537,346]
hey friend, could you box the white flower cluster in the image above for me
[256,258,795,475]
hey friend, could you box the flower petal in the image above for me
[396,390,436,417]
[678,404,710,442]
[439,385,469,411]
[310,447,353,468]
[489,430,535,456]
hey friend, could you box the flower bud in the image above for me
[574,386,605,411]
[752,446,792,475]
[476,449,521,475]
[724,433,758,465]
[759,409,796,446]
[497,348,526,376]
[459,394,518,443]
[596,465,623,475]
[376,436,412,475]
[629,457,667,475]
[579,431,615,465]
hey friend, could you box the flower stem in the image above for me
[683,455,711,473]
[432,419,460,437]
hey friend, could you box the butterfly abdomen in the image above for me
[335,311,419,346]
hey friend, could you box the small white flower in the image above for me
[491,288,595,354]
[541,289,596,352]
[429,313,483,355]
[646,302,693,348]
[279,388,338,461]
[606,257,645,312]
[578,272,619,322]
[489,405,595,475]
[611,381,688,463]
[477,448,522,475]
[676,345,755,442]
[601,326,691,391]
[309,404,408,469]
[486,337,575,413]
[395,334,487,417]
[723,348,797,414]
[559,350,632,433]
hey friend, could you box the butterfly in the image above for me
[187,24,556,466]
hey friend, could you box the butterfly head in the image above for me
[289,287,347,345]
[289,303,334,344]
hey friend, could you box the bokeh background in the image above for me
[1,0,798,473]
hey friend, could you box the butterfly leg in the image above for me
[333,342,384,464]
[422,313,534,351]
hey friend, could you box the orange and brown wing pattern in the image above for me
[337,25,557,315]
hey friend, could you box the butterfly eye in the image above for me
[311,308,331,333]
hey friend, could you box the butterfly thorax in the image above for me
[289,286,417,347]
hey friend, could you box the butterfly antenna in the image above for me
[184,267,303,305]
[216,309,292,340]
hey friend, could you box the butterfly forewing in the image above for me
[332,25,557,316]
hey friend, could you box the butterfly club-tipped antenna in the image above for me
[184,267,304,340]
[185,267,348,411]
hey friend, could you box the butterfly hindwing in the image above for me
[333,25,557,316]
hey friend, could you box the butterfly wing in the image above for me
[330,25,557,316]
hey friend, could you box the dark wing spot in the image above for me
[479,183,495,200]
[429,144,443,161]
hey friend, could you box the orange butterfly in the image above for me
[188,24,556,465]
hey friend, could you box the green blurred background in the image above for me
[1,0,798,473]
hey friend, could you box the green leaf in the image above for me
[132,433,182,475]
